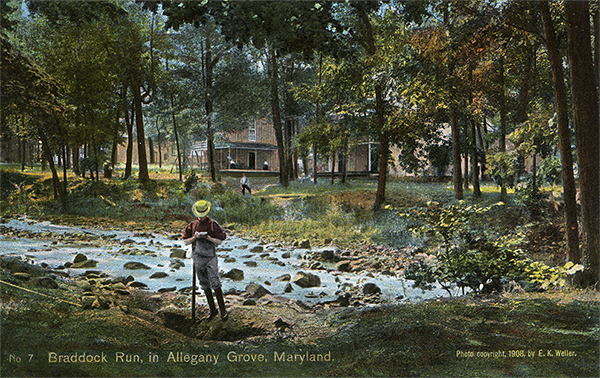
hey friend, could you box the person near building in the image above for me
[240,174,251,195]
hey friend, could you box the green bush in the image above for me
[538,156,562,185]
[525,261,584,290]
[486,151,518,188]
[513,178,547,220]
[401,201,529,294]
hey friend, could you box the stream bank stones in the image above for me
[68,254,98,269]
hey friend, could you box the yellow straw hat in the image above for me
[192,200,211,218]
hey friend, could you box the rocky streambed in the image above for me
[1,217,459,341]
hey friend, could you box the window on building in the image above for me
[248,124,257,142]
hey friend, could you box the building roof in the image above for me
[191,141,278,152]
[216,141,278,151]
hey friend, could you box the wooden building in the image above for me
[190,117,280,171]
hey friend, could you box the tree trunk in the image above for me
[39,126,65,203]
[18,116,26,171]
[531,153,537,192]
[170,94,183,181]
[166,59,183,181]
[499,56,508,203]
[110,109,120,171]
[157,123,162,169]
[330,151,336,185]
[471,119,481,198]
[479,115,488,181]
[593,4,599,87]
[341,134,348,184]
[373,83,388,210]
[313,144,318,184]
[451,108,463,200]
[20,138,25,172]
[463,117,469,191]
[61,145,67,194]
[565,0,600,286]
[444,2,463,200]
[202,35,218,182]
[92,139,100,182]
[147,137,154,164]
[133,84,150,183]
[124,93,134,180]
[72,146,80,176]
[268,43,288,187]
[284,58,296,183]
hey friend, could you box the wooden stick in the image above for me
[191,263,196,320]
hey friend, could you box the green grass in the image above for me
[2,282,598,377]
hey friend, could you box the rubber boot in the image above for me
[204,289,218,319]
[214,287,228,320]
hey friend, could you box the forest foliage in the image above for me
[1,0,598,287]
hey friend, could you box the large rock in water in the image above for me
[223,268,244,281]
[149,272,169,279]
[124,262,151,270]
[363,283,381,295]
[292,271,321,288]
[336,260,352,272]
[169,249,186,259]
[71,259,98,269]
[71,254,98,269]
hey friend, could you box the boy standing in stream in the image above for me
[183,200,228,320]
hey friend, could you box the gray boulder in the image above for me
[71,259,98,269]
[245,283,270,298]
[318,248,338,261]
[251,245,264,253]
[169,260,185,270]
[223,268,244,281]
[299,240,311,249]
[158,287,177,293]
[336,261,352,272]
[33,276,58,289]
[124,262,151,270]
[274,274,291,282]
[363,283,381,295]
[169,249,186,259]
[292,271,321,288]
[150,272,169,279]
[128,281,148,289]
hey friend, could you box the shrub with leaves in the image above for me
[486,151,519,188]
[537,156,562,185]
[401,201,528,294]
[525,261,584,290]
[184,173,199,193]
[513,178,547,220]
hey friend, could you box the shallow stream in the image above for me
[0,219,454,303]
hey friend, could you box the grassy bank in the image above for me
[1,272,598,377]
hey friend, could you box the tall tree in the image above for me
[565,0,599,286]
[539,0,580,264]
